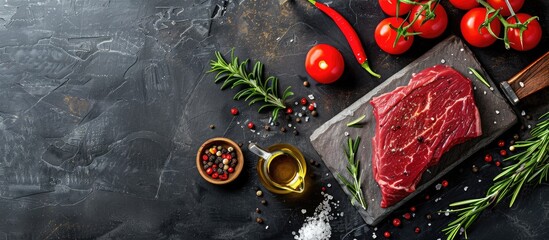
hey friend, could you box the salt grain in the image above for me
[428,223,432,226]
[302,106,307,111]
[494,121,497,125]
[441,59,446,64]
[490,87,494,91]
[435,183,442,190]
[295,102,299,105]
[478,179,482,183]
[528,124,532,129]
[301,209,307,214]
[298,113,303,117]
[266,225,269,229]
[305,117,310,122]
[464,186,469,191]
[308,94,315,100]
[460,48,464,52]
[519,82,524,88]
[473,86,477,90]
[344,131,349,136]
[327,183,332,188]
[483,91,487,95]
[445,209,450,216]
[521,110,526,116]
[495,110,500,115]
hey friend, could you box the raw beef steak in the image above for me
[370,65,482,208]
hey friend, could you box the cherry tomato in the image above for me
[379,0,414,17]
[305,44,345,84]
[460,8,501,48]
[449,0,478,10]
[507,13,542,51]
[375,17,414,55]
[487,0,524,17]
[410,1,448,39]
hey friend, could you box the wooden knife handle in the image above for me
[507,51,549,101]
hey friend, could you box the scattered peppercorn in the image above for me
[425,194,430,200]
[403,212,411,220]
[510,140,515,145]
[311,110,318,117]
[384,231,391,238]
[484,154,493,163]
[414,227,421,233]
[264,125,271,131]
[308,103,315,111]
[209,124,215,129]
[416,136,424,143]
[513,134,520,140]
[256,190,263,197]
[497,139,505,147]
[441,180,449,187]
[247,122,255,129]
[409,206,416,212]
[256,217,264,224]
[230,107,239,115]
[526,114,532,120]
[280,127,287,133]
[321,186,327,192]
[472,165,479,173]
[310,159,317,166]
[261,199,267,205]
[392,218,401,227]
[300,97,308,105]
[425,213,432,220]
[255,208,261,213]
[500,149,507,156]
[303,81,310,87]
[296,117,302,123]
[286,107,293,114]
[293,130,299,136]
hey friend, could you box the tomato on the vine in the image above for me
[487,0,524,17]
[379,0,414,17]
[305,44,345,84]
[449,0,478,10]
[410,1,448,39]
[375,17,414,55]
[460,8,501,48]
[507,13,542,51]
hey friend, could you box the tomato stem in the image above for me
[476,0,539,49]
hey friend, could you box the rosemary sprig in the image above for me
[443,112,549,240]
[346,115,366,128]
[337,136,367,210]
[208,50,293,120]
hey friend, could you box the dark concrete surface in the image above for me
[0,0,547,239]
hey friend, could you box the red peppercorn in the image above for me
[384,231,391,238]
[410,206,416,212]
[219,173,228,180]
[442,180,449,187]
[321,186,327,192]
[403,213,411,220]
[300,97,308,105]
[308,103,315,111]
[414,227,421,233]
[206,167,213,175]
[392,218,401,227]
[202,155,208,161]
[212,172,219,179]
[228,167,234,173]
[425,194,430,200]
[484,154,493,163]
[495,161,501,167]
[212,164,218,169]
[497,139,505,147]
[500,149,507,156]
[247,122,255,129]
[286,107,294,114]
[230,107,239,115]
[226,154,232,160]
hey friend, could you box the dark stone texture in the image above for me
[0,0,547,239]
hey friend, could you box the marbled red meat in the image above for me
[370,65,482,208]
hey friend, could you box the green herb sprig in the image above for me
[337,136,367,210]
[443,112,549,240]
[468,67,492,89]
[208,50,293,120]
[346,115,366,128]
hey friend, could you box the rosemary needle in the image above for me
[346,115,366,128]
[468,67,492,89]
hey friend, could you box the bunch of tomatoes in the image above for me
[375,0,542,54]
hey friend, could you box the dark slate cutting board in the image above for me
[310,36,517,226]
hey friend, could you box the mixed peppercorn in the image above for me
[201,145,238,181]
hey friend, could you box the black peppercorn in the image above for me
[293,130,299,135]
[425,213,432,220]
[217,168,223,174]
[209,124,215,129]
[218,163,224,169]
[280,127,287,133]
[261,199,267,205]
[472,165,479,173]
[207,162,213,166]
[526,115,532,120]
[513,134,520,140]
[296,117,302,123]
[203,164,209,170]
[303,81,310,87]
[417,136,424,142]
[256,208,261,213]
[256,217,264,224]
[311,110,318,117]
[264,125,271,131]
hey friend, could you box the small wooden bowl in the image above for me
[196,137,244,184]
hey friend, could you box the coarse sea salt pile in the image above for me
[294,192,333,240]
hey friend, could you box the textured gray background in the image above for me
[0,0,547,239]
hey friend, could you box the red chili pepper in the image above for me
[307,0,380,78]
